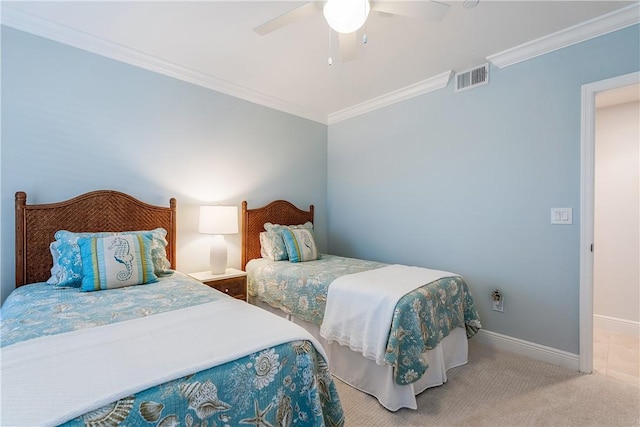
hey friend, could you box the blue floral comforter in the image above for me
[247,255,482,385]
[0,273,344,426]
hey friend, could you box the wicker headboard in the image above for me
[15,190,177,287]
[241,200,314,270]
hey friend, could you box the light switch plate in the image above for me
[551,208,572,225]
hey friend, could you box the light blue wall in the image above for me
[3,22,638,355]
[1,27,328,304]
[327,25,640,354]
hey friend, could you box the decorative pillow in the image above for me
[261,222,313,261]
[259,231,288,261]
[78,233,158,291]
[281,228,319,263]
[264,222,313,234]
[48,240,62,279]
[47,231,114,287]
[47,228,171,287]
[143,228,172,276]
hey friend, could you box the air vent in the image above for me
[454,63,489,93]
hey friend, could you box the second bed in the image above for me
[242,200,482,411]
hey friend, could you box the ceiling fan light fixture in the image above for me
[323,0,371,34]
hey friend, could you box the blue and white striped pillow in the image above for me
[281,228,319,263]
[48,228,171,288]
[78,233,158,291]
[262,222,314,261]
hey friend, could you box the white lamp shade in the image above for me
[323,0,370,34]
[199,206,239,235]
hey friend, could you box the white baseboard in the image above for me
[474,329,580,371]
[594,314,640,337]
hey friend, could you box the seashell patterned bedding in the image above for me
[241,200,482,411]
[1,191,344,427]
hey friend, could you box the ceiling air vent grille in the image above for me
[455,63,489,93]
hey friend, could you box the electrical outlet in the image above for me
[492,298,504,312]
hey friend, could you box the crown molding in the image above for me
[3,4,637,125]
[488,3,640,69]
[1,6,327,124]
[323,4,640,124]
[327,70,453,124]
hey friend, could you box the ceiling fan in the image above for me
[253,1,452,63]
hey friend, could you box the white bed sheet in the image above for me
[321,264,459,365]
[249,295,469,411]
[2,297,325,427]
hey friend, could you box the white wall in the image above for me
[1,27,328,304]
[594,100,640,324]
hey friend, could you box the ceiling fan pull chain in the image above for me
[328,27,333,66]
[363,0,368,44]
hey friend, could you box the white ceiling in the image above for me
[2,1,638,123]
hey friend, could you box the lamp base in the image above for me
[209,235,227,275]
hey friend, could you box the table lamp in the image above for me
[199,205,239,274]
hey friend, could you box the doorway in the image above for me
[580,72,640,374]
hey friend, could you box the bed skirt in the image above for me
[249,295,469,411]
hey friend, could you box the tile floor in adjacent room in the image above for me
[593,327,640,387]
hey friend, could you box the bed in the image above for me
[242,199,482,411]
[1,191,344,427]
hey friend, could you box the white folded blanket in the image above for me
[1,298,325,427]
[320,264,457,365]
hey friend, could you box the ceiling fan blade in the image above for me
[253,2,322,35]
[339,32,357,63]
[371,0,451,22]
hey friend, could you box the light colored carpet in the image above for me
[335,340,640,426]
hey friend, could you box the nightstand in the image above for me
[188,268,247,301]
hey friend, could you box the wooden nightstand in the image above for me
[188,268,247,301]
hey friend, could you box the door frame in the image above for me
[579,71,640,373]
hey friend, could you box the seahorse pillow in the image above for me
[48,228,171,287]
[281,228,319,263]
[78,233,158,291]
